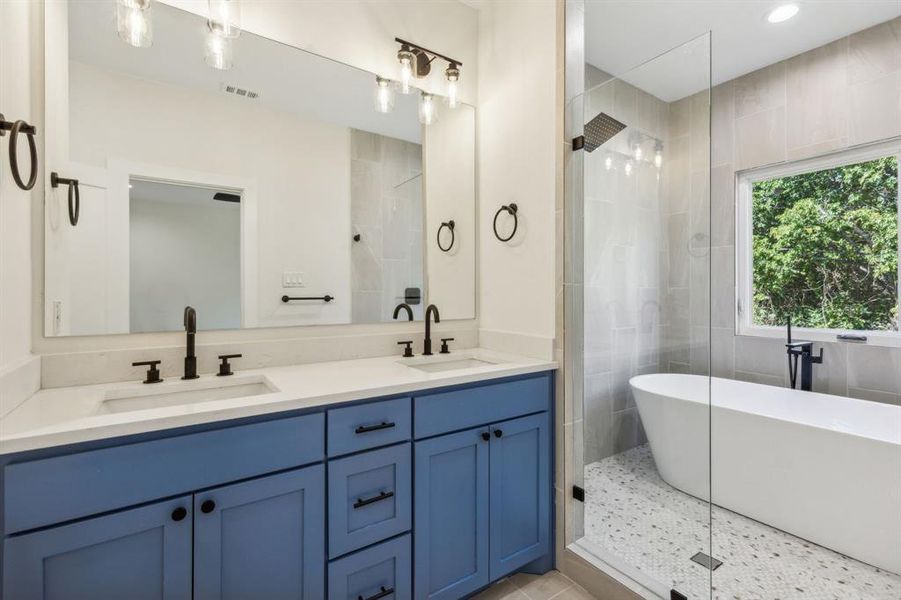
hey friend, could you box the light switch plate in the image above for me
[283,271,305,288]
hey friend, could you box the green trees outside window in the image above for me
[752,155,899,331]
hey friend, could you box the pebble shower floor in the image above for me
[582,445,901,599]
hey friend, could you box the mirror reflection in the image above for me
[44,0,475,336]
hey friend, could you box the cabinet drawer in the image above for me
[4,413,324,534]
[328,443,412,558]
[327,397,411,456]
[328,534,411,600]
[414,374,551,439]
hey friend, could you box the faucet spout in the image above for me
[183,306,198,380]
[423,304,440,356]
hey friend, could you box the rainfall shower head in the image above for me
[583,112,626,152]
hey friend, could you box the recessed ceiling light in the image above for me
[767,3,799,23]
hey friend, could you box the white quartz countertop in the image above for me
[0,349,556,455]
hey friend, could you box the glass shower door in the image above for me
[568,33,712,599]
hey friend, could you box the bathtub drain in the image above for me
[690,552,723,571]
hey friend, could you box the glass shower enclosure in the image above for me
[567,33,713,599]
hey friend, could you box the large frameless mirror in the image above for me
[43,0,476,336]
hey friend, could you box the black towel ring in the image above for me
[493,203,518,242]
[51,172,80,226]
[0,116,38,191]
[437,220,455,252]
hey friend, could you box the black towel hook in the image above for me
[493,203,518,242]
[0,115,38,191]
[437,219,455,252]
[51,172,80,226]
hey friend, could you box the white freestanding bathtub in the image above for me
[631,373,901,575]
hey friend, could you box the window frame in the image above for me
[735,138,901,348]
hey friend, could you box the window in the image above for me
[736,140,901,346]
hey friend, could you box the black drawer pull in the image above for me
[358,585,394,600]
[353,490,394,509]
[355,421,395,434]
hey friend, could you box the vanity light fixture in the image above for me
[767,3,799,23]
[445,62,460,109]
[117,0,153,48]
[374,76,395,114]
[205,28,233,70]
[397,44,415,94]
[394,38,463,106]
[207,0,241,38]
[419,92,438,125]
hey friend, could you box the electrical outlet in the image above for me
[282,271,305,288]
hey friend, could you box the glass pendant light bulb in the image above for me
[117,0,152,48]
[374,77,395,114]
[624,161,633,176]
[445,62,460,109]
[397,46,415,95]
[419,92,438,125]
[208,0,241,38]
[204,28,233,70]
[604,156,613,171]
[654,141,663,169]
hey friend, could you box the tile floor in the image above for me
[471,570,596,600]
[582,445,901,599]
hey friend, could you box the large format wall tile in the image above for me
[847,17,901,85]
[786,39,848,152]
[734,106,786,170]
[733,62,786,118]
[849,71,901,145]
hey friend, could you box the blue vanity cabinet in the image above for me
[3,495,193,600]
[488,412,550,580]
[414,426,491,600]
[193,465,325,600]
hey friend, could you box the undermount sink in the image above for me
[97,376,278,415]
[404,357,498,373]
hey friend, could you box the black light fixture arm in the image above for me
[394,37,462,68]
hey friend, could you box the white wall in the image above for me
[0,0,40,412]
[477,0,560,359]
[425,104,477,320]
[130,192,241,332]
[68,61,353,328]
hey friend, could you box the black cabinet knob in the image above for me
[481,431,490,441]
[494,429,503,438]
[201,500,216,514]
[171,507,187,521]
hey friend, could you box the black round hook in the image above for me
[51,172,81,226]
[437,219,455,252]
[493,203,518,242]
[8,120,38,191]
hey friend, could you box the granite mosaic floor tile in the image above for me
[582,445,900,599]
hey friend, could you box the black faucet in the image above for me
[423,304,440,356]
[393,303,414,321]
[786,317,822,391]
[183,306,198,380]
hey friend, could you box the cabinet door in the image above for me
[414,427,490,600]
[3,496,192,600]
[193,465,325,600]
[489,412,551,579]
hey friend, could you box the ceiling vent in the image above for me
[221,83,260,99]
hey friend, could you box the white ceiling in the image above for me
[585,0,901,101]
[130,179,239,207]
[69,0,438,144]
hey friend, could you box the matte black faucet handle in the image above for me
[132,360,163,384]
[440,337,455,354]
[397,341,414,358]
[217,354,242,377]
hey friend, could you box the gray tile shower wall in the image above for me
[706,17,901,405]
